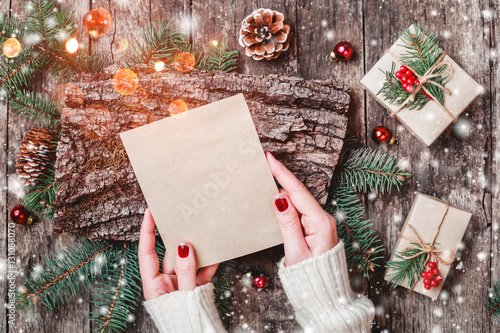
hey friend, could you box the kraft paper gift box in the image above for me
[360,25,483,146]
[384,193,472,300]
[120,94,282,269]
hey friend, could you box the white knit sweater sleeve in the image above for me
[143,282,226,333]
[278,240,375,333]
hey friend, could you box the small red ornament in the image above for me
[253,275,269,289]
[427,271,434,279]
[423,278,430,285]
[430,280,438,287]
[435,275,442,282]
[329,41,353,61]
[428,261,435,269]
[424,284,431,290]
[421,271,427,278]
[10,205,34,225]
[371,126,397,145]
[432,268,439,275]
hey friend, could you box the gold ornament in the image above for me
[3,37,21,58]
[113,68,139,96]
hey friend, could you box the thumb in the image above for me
[176,242,197,290]
[273,195,310,266]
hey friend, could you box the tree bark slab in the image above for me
[53,66,349,241]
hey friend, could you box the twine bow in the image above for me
[398,201,455,267]
[385,50,455,121]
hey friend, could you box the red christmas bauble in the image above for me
[329,41,353,61]
[10,205,34,225]
[371,126,397,145]
[253,275,269,289]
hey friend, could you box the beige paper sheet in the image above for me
[120,94,282,269]
[384,193,472,300]
[360,25,483,146]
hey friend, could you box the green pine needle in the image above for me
[377,23,449,110]
[16,239,119,313]
[213,260,237,318]
[199,39,238,72]
[327,186,384,280]
[11,89,60,125]
[338,148,410,194]
[385,244,427,289]
[0,13,24,42]
[485,281,500,323]
[23,168,58,220]
[89,242,142,333]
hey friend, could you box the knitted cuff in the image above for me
[278,240,374,333]
[143,283,226,333]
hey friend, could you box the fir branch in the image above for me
[338,148,410,194]
[0,13,24,42]
[90,242,142,333]
[326,186,384,279]
[0,49,48,92]
[485,281,500,323]
[23,167,58,220]
[200,39,238,72]
[124,20,187,68]
[385,244,427,289]
[11,89,60,125]
[213,260,237,318]
[377,24,449,110]
[16,239,118,313]
[24,0,57,42]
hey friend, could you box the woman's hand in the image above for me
[138,208,219,301]
[266,152,339,267]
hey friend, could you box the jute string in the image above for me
[397,201,455,290]
[385,50,455,121]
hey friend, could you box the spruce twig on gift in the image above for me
[485,281,500,324]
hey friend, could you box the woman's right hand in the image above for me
[266,152,339,267]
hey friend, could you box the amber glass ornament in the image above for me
[113,68,139,96]
[371,126,397,145]
[84,8,113,37]
[168,99,188,116]
[173,52,196,73]
[3,37,21,58]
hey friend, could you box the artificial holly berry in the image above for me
[395,71,402,79]
[423,278,430,285]
[428,261,435,269]
[399,65,407,72]
[435,275,442,282]
[430,280,438,287]
[427,271,434,279]
[10,205,34,225]
[424,284,431,290]
[329,41,353,61]
[432,268,439,275]
[421,271,427,278]
[371,126,397,145]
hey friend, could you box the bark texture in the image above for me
[53,65,349,241]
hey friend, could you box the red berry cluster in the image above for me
[395,65,420,93]
[420,258,442,290]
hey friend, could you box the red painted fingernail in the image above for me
[178,243,189,258]
[274,196,288,212]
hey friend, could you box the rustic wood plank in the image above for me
[488,0,500,331]
[363,1,492,332]
[7,1,92,332]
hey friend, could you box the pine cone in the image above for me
[16,128,56,187]
[238,8,291,61]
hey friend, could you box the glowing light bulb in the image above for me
[211,40,219,47]
[65,38,79,54]
[154,61,165,72]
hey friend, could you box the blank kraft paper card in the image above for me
[120,94,282,269]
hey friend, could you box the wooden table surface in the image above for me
[1,0,499,332]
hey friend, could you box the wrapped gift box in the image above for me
[361,25,483,146]
[384,193,472,300]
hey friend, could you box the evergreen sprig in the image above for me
[23,167,58,219]
[377,24,450,110]
[213,260,237,318]
[90,242,142,333]
[200,39,238,72]
[327,186,384,279]
[16,239,118,313]
[485,280,500,323]
[385,244,427,289]
[338,148,409,194]
[11,89,60,125]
